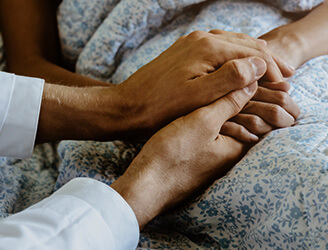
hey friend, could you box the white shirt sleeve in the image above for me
[0,178,140,250]
[0,71,44,158]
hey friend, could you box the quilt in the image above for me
[1,0,328,249]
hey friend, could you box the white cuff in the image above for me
[0,178,140,250]
[0,72,44,158]
[54,178,140,249]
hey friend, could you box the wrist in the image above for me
[110,157,168,229]
[93,84,150,140]
[262,24,308,69]
[281,24,310,67]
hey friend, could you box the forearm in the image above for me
[293,1,328,62]
[37,84,143,143]
[261,0,328,68]
[14,58,111,87]
[0,0,109,87]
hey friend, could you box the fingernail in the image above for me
[257,39,267,46]
[244,82,257,95]
[249,134,259,142]
[249,57,266,78]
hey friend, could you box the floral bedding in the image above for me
[1,0,328,248]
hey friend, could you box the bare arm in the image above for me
[0,0,296,143]
[36,39,268,142]
[0,0,108,87]
[260,0,328,68]
[224,2,328,142]
[0,1,293,86]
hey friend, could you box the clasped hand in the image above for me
[117,29,299,141]
[112,29,301,228]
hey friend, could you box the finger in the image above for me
[193,57,265,102]
[241,101,296,127]
[259,81,290,92]
[212,135,249,176]
[272,54,295,78]
[252,87,300,119]
[209,30,266,50]
[200,82,258,137]
[230,113,274,135]
[215,41,284,82]
[221,121,259,142]
[208,31,288,82]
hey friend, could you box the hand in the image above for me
[221,81,300,142]
[116,30,292,137]
[111,80,258,229]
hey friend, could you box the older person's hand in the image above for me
[111,61,258,228]
[221,81,300,142]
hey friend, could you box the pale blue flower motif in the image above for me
[318,193,327,202]
[218,238,230,249]
[272,223,280,233]
[272,176,283,188]
[241,205,253,216]
[290,206,302,219]
[253,183,263,193]
[225,212,235,223]
[197,200,210,210]
[206,207,218,217]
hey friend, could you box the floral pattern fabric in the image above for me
[0,0,327,249]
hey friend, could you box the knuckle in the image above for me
[198,36,215,48]
[209,29,225,35]
[226,94,244,114]
[275,91,290,108]
[187,30,206,40]
[268,104,284,125]
[236,32,249,40]
[235,123,246,136]
[255,41,267,52]
[228,60,248,84]
[247,116,263,133]
[256,39,267,46]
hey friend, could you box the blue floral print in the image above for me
[0,0,327,249]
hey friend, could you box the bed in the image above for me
[1,0,328,248]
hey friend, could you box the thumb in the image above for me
[206,82,258,137]
[195,57,266,101]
